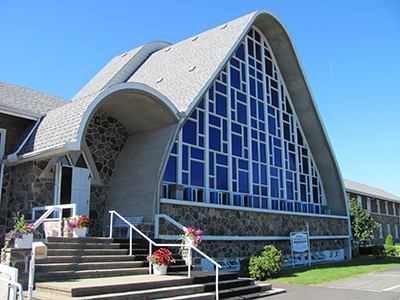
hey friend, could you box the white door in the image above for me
[71,167,91,216]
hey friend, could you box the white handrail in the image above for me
[0,277,24,300]
[32,204,77,236]
[109,210,222,300]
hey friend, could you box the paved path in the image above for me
[266,266,400,300]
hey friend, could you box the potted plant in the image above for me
[178,228,203,265]
[147,248,175,275]
[67,214,91,237]
[4,212,35,249]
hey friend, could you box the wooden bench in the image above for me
[112,216,143,238]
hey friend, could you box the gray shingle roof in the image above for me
[128,12,256,113]
[344,179,400,202]
[0,81,70,119]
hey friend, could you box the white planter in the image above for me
[73,227,87,238]
[185,237,197,248]
[181,249,192,266]
[153,264,167,275]
[14,233,33,249]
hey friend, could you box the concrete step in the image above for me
[47,248,129,256]
[36,261,147,271]
[39,254,139,263]
[47,237,115,244]
[45,242,122,249]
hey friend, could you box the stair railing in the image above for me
[109,210,222,300]
[32,204,77,236]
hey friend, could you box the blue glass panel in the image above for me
[253,185,259,194]
[238,159,248,170]
[215,82,226,95]
[265,59,273,77]
[268,106,274,115]
[234,194,241,206]
[286,181,293,200]
[191,148,204,160]
[190,110,196,119]
[251,129,257,138]
[258,102,264,121]
[302,157,309,174]
[209,102,214,112]
[272,199,279,210]
[209,152,214,175]
[253,163,259,183]
[239,171,249,193]
[230,68,240,89]
[235,43,245,61]
[286,171,293,180]
[271,89,279,108]
[271,178,279,197]
[198,99,204,109]
[255,43,261,60]
[184,187,192,201]
[244,127,248,147]
[199,111,204,134]
[249,57,255,67]
[237,103,247,124]
[281,201,287,211]
[284,123,290,141]
[222,73,227,83]
[259,132,265,142]
[232,134,242,157]
[261,198,267,209]
[249,67,255,77]
[260,143,266,163]
[209,177,214,188]
[259,122,265,131]
[182,145,188,170]
[208,86,214,100]
[199,136,204,147]
[233,181,237,191]
[270,167,278,177]
[288,202,294,212]
[232,123,241,134]
[237,91,246,103]
[261,186,267,196]
[164,156,176,182]
[232,158,237,179]
[216,166,228,190]
[241,64,246,81]
[191,161,204,187]
[183,120,196,144]
[257,81,263,100]
[247,38,254,57]
[223,143,227,154]
[273,137,281,147]
[251,98,256,117]
[182,172,188,184]
[247,196,253,207]
[302,203,308,212]
[268,116,276,135]
[260,165,266,184]
[210,191,218,204]
[216,94,227,117]
[289,153,296,171]
[274,148,282,167]
[300,184,307,201]
[244,149,248,158]
[223,120,227,141]
[252,140,258,161]
[216,154,228,165]
[250,78,256,97]
[253,197,260,208]
[309,204,315,214]
[230,58,240,69]
[209,127,221,151]
[171,143,176,154]
[315,205,320,214]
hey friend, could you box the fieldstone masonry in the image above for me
[160,203,348,258]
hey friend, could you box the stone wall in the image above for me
[0,160,54,243]
[85,110,129,236]
[159,202,349,258]
[371,213,400,244]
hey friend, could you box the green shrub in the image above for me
[248,245,284,280]
[372,244,386,260]
[385,245,400,256]
[386,235,394,246]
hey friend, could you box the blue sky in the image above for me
[1,0,399,196]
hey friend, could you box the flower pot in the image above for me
[14,233,33,249]
[153,264,167,275]
[181,249,193,266]
[73,227,87,238]
[185,237,198,248]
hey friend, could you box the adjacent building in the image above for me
[0,10,351,261]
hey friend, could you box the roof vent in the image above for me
[156,77,163,83]
[165,47,171,52]
[220,24,227,29]
[188,65,196,72]
[192,36,198,41]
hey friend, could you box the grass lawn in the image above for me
[269,255,400,285]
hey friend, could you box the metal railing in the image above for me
[108,211,222,299]
[31,204,77,236]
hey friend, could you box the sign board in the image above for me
[291,232,308,252]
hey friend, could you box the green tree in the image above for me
[349,198,379,244]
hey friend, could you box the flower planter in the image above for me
[153,264,167,275]
[73,227,87,238]
[14,233,33,249]
[181,249,193,266]
[185,237,198,248]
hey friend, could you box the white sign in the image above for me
[291,232,308,252]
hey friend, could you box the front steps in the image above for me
[22,237,285,299]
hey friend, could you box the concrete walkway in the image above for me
[265,266,400,300]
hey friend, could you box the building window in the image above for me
[0,129,5,204]
[396,225,399,238]
[379,224,383,239]
[377,200,380,214]
[367,198,371,212]
[163,27,326,214]
[385,202,389,215]
[357,195,362,206]
[387,224,391,236]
